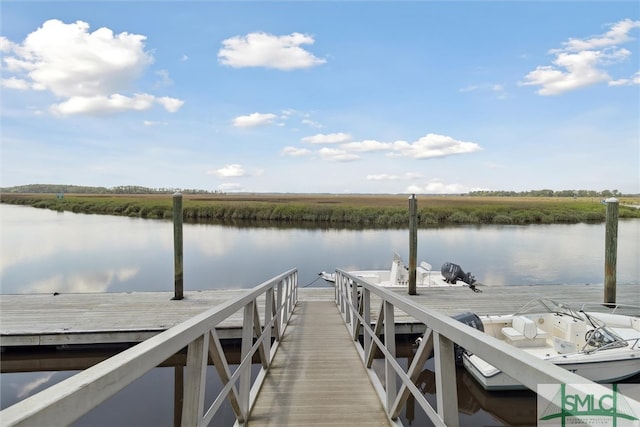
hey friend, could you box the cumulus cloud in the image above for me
[390,134,481,158]
[218,32,326,70]
[342,139,392,153]
[0,19,184,115]
[302,132,352,144]
[232,112,278,128]
[318,147,360,162]
[521,19,640,95]
[283,132,481,161]
[210,164,246,178]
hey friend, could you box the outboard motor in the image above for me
[441,262,479,292]
[451,312,484,365]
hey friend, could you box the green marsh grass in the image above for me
[2,193,639,227]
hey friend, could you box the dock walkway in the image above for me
[247,296,390,426]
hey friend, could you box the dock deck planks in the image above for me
[1,284,637,346]
[247,298,391,427]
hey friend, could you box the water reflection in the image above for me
[0,344,532,427]
[1,205,638,296]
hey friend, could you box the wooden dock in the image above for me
[1,284,638,347]
[247,299,391,427]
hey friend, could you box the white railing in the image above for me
[334,269,617,427]
[0,269,298,427]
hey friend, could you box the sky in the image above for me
[1,1,639,194]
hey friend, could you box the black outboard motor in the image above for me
[441,262,481,293]
[441,262,476,285]
[451,311,484,365]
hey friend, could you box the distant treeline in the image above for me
[1,184,633,198]
[0,184,218,195]
[469,189,627,197]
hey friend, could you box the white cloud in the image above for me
[301,118,323,128]
[282,146,312,157]
[521,19,640,95]
[1,76,30,90]
[609,70,640,86]
[49,93,183,116]
[210,164,246,178]
[406,180,484,194]
[341,139,391,152]
[286,133,480,161]
[156,96,184,112]
[390,134,481,159]
[318,147,360,162]
[232,112,278,128]
[558,19,640,52]
[1,19,184,115]
[302,132,352,144]
[218,32,326,70]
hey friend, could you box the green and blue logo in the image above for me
[538,383,640,427]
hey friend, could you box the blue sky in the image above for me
[1,1,639,194]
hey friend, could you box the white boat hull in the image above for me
[460,301,640,391]
[463,353,640,391]
[320,253,477,289]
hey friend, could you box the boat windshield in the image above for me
[581,311,628,352]
[516,299,583,320]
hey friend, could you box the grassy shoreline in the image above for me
[2,193,639,227]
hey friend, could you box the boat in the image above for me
[458,299,640,390]
[320,252,480,291]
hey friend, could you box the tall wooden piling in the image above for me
[604,197,618,305]
[408,194,417,295]
[173,192,184,300]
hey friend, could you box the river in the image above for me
[1,204,639,426]
[1,204,639,295]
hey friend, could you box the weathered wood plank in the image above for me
[248,300,391,427]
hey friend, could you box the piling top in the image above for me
[604,197,619,204]
[173,191,182,198]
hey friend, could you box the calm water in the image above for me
[1,204,639,426]
[1,204,639,295]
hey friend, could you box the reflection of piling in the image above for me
[604,198,618,305]
[173,192,184,300]
[408,194,417,295]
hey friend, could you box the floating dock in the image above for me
[1,284,637,347]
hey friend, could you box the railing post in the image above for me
[384,300,396,411]
[408,194,417,295]
[276,280,283,340]
[264,287,273,362]
[604,197,619,305]
[434,332,459,427]
[181,334,208,427]
[240,301,254,415]
[172,192,184,300]
[363,288,371,362]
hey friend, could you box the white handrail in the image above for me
[0,269,298,427]
[334,269,617,427]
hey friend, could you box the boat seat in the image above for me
[502,316,549,347]
[416,262,432,285]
